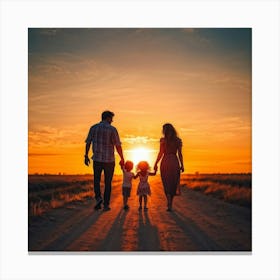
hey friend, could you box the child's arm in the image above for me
[133,172,140,179]
[148,170,157,176]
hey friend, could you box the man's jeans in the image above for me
[93,161,115,207]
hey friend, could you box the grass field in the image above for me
[28,173,251,217]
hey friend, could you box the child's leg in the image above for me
[139,196,143,208]
[139,195,142,206]
[123,195,128,206]
[143,195,148,208]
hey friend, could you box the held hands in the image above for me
[154,164,158,172]
[84,155,90,166]
[119,158,125,167]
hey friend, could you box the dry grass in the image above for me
[28,173,252,216]
[180,173,251,208]
[28,174,124,216]
[29,175,94,216]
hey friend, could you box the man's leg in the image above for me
[103,162,115,208]
[93,161,103,205]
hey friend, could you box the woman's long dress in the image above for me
[160,137,182,197]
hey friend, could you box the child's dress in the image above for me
[137,172,151,196]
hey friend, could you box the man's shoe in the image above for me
[103,206,111,211]
[94,204,102,210]
[124,205,129,210]
[94,197,103,210]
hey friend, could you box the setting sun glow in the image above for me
[129,147,152,166]
[28,28,252,175]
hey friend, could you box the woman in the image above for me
[154,123,184,211]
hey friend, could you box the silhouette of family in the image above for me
[84,110,184,212]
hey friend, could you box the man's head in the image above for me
[101,110,114,123]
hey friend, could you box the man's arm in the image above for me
[116,145,125,166]
[84,142,91,166]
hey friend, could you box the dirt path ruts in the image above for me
[29,177,251,252]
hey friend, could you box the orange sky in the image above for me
[28,28,251,175]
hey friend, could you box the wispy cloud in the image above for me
[122,135,158,144]
[28,125,84,149]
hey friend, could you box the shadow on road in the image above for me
[170,211,223,251]
[138,210,161,251]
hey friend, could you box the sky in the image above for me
[28,28,251,175]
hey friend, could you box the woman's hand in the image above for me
[154,164,158,172]
[180,165,184,172]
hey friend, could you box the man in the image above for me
[84,111,125,211]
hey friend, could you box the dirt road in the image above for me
[28,177,251,252]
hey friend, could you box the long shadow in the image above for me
[138,211,161,251]
[170,211,224,251]
[94,209,128,251]
[39,209,103,251]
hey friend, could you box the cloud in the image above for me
[122,135,158,144]
[28,125,83,149]
[29,52,126,93]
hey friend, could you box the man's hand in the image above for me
[84,155,90,166]
[180,165,184,173]
[119,158,125,167]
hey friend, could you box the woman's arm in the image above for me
[149,171,157,176]
[178,143,184,172]
[134,172,140,179]
[153,140,164,171]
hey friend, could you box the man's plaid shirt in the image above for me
[85,121,121,162]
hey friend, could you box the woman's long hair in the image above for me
[162,123,178,147]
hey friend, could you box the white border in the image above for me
[1,1,279,280]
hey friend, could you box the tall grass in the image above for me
[29,175,93,216]
[180,173,251,208]
[28,173,252,217]
[29,175,123,216]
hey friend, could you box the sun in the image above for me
[130,147,151,166]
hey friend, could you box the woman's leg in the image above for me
[167,194,173,211]
[170,195,174,209]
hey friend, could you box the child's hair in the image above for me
[124,160,134,172]
[136,161,150,172]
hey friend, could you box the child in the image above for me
[135,161,157,211]
[120,160,135,210]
